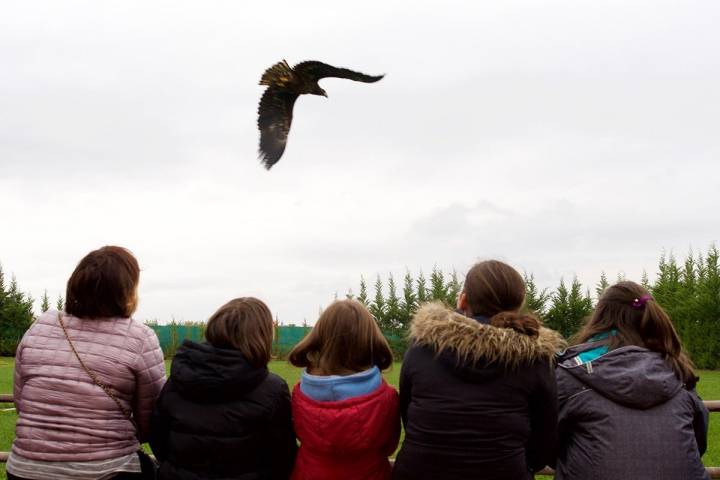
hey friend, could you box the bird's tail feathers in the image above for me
[259,59,294,86]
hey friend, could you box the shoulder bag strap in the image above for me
[58,312,138,428]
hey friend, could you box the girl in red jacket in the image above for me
[288,299,400,480]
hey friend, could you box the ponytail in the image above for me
[490,311,541,338]
[640,299,698,389]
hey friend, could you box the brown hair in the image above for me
[205,297,274,368]
[66,246,140,319]
[463,260,540,337]
[288,299,393,375]
[574,281,697,388]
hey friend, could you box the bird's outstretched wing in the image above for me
[294,61,384,83]
[257,87,299,169]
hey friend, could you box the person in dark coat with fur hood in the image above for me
[393,260,565,480]
[554,281,709,480]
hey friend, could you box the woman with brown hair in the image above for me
[393,260,564,480]
[554,281,709,479]
[7,246,166,480]
[149,297,297,479]
[288,299,400,480]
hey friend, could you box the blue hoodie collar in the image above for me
[575,329,618,364]
[300,366,382,402]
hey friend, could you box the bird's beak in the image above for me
[322,91,328,98]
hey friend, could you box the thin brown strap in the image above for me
[58,312,136,424]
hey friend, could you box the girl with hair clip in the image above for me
[393,260,565,480]
[554,281,709,479]
[288,299,400,480]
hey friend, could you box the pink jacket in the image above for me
[12,310,166,461]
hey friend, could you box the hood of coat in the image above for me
[558,343,683,409]
[170,340,269,403]
[292,381,399,454]
[409,303,565,378]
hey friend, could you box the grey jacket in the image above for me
[555,343,709,480]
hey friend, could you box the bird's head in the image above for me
[312,85,328,98]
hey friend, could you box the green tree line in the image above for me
[357,246,720,367]
[2,246,719,367]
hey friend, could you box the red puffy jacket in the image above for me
[291,380,400,480]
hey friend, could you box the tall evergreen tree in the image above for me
[41,289,50,313]
[56,295,65,312]
[429,266,448,303]
[652,252,684,336]
[546,279,570,337]
[546,277,591,339]
[523,273,550,319]
[369,275,386,327]
[446,270,462,307]
[0,273,35,355]
[384,274,402,331]
[416,270,429,304]
[596,271,610,298]
[568,278,593,334]
[641,270,650,289]
[693,246,720,368]
[400,271,417,330]
[357,276,369,306]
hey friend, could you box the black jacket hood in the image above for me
[170,340,269,403]
[558,344,683,409]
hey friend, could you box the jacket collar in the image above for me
[410,302,565,369]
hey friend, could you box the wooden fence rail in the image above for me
[1,395,719,477]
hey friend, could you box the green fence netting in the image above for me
[148,324,313,357]
[147,324,405,358]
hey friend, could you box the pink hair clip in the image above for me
[631,294,653,309]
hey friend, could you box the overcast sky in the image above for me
[1,0,718,324]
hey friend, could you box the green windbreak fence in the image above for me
[274,325,313,353]
[148,324,313,357]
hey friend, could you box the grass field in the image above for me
[1,358,718,479]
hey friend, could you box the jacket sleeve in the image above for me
[148,382,172,462]
[268,381,297,480]
[132,328,166,442]
[398,349,414,427]
[526,360,559,473]
[13,339,25,412]
[383,388,402,457]
[690,389,709,456]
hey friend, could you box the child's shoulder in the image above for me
[264,370,291,391]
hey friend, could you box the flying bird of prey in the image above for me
[257,60,384,169]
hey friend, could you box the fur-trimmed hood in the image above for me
[409,303,565,370]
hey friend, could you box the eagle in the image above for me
[257,60,384,169]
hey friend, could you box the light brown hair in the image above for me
[66,246,140,319]
[205,297,274,368]
[463,260,540,337]
[574,281,697,388]
[288,299,393,375]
